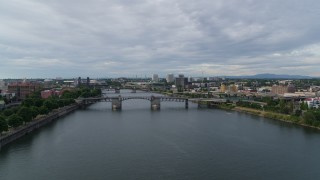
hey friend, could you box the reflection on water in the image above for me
[1,90,320,180]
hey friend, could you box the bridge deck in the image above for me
[80,96,189,102]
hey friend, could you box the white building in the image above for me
[152,74,159,82]
[166,74,174,83]
[305,98,320,109]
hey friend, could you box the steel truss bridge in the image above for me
[78,96,189,110]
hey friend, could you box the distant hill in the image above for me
[227,73,313,79]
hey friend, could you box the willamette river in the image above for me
[1,90,320,180]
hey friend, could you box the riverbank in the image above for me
[0,103,80,149]
[217,105,320,130]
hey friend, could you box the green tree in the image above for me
[80,91,90,98]
[30,106,39,119]
[22,98,34,107]
[300,102,308,110]
[295,110,302,116]
[11,107,20,113]
[289,102,294,114]
[67,99,75,105]
[3,109,14,117]
[43,100,54,111]
[0,116,8,135]
[58,100,65,108]
[8,114,23,128]
[39,106,49,115]
[279,99,286,112]
[28,90,41,99]
[33,98,44,107]
[52,101,59,109]
[303,111,316,125]
[17,107,33,123]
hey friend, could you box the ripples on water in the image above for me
[1,90,320,180]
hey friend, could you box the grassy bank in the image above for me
[217,105,320,130]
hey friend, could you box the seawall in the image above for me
[0,104,80,149]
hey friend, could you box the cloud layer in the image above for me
[1,0,320,78]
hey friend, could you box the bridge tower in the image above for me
[112,95,122,110]
[185,99,188,109]
[115,88,120,94]
[151,96,160,110]
[131,87,136,93]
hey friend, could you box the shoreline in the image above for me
[0,103,80,149]
[217,105,320,130]
[3,90,318,150]
[151,91,320,131]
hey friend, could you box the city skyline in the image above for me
[1,0,320,78]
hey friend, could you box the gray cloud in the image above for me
[1,0,320,78]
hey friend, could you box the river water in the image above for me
[1,90,320,180]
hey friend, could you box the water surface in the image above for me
[1,91,320,180]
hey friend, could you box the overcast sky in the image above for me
[1,0,320,78]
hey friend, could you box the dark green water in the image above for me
[1,91,320,180]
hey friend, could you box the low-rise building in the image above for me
[220,84,226,93]
[220,84,238,93]
[309,86,320,92]
[41,89,62,99]
[272,84,295,94]
[305,98,320,109]
[0,79,7,92]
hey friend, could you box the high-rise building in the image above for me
[77,77,82,87]
[8,81,41,100]
[175,74,188,91]
[166,74,174,83]
[152,74,159,82]
[87,77,90,87]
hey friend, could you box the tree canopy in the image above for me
[0,116,8,134]
[8,114,23,128]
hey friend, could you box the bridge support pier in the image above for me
[112,96,122,110]
[151,96,160,110]
[185,99,188,109]
[115,88,120,94]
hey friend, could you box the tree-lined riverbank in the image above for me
[0,87,102,148]
[217,105,320,130]
[0,103,79,149]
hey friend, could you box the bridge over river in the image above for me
[78,96,227,110]
[78,96,188,110]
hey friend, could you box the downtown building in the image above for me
[152,74,159,82]
[8,81,41,100]
[0,79,7,93]
[166,74,174,83]
[175,74,188,91]
[271,84,295,95]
